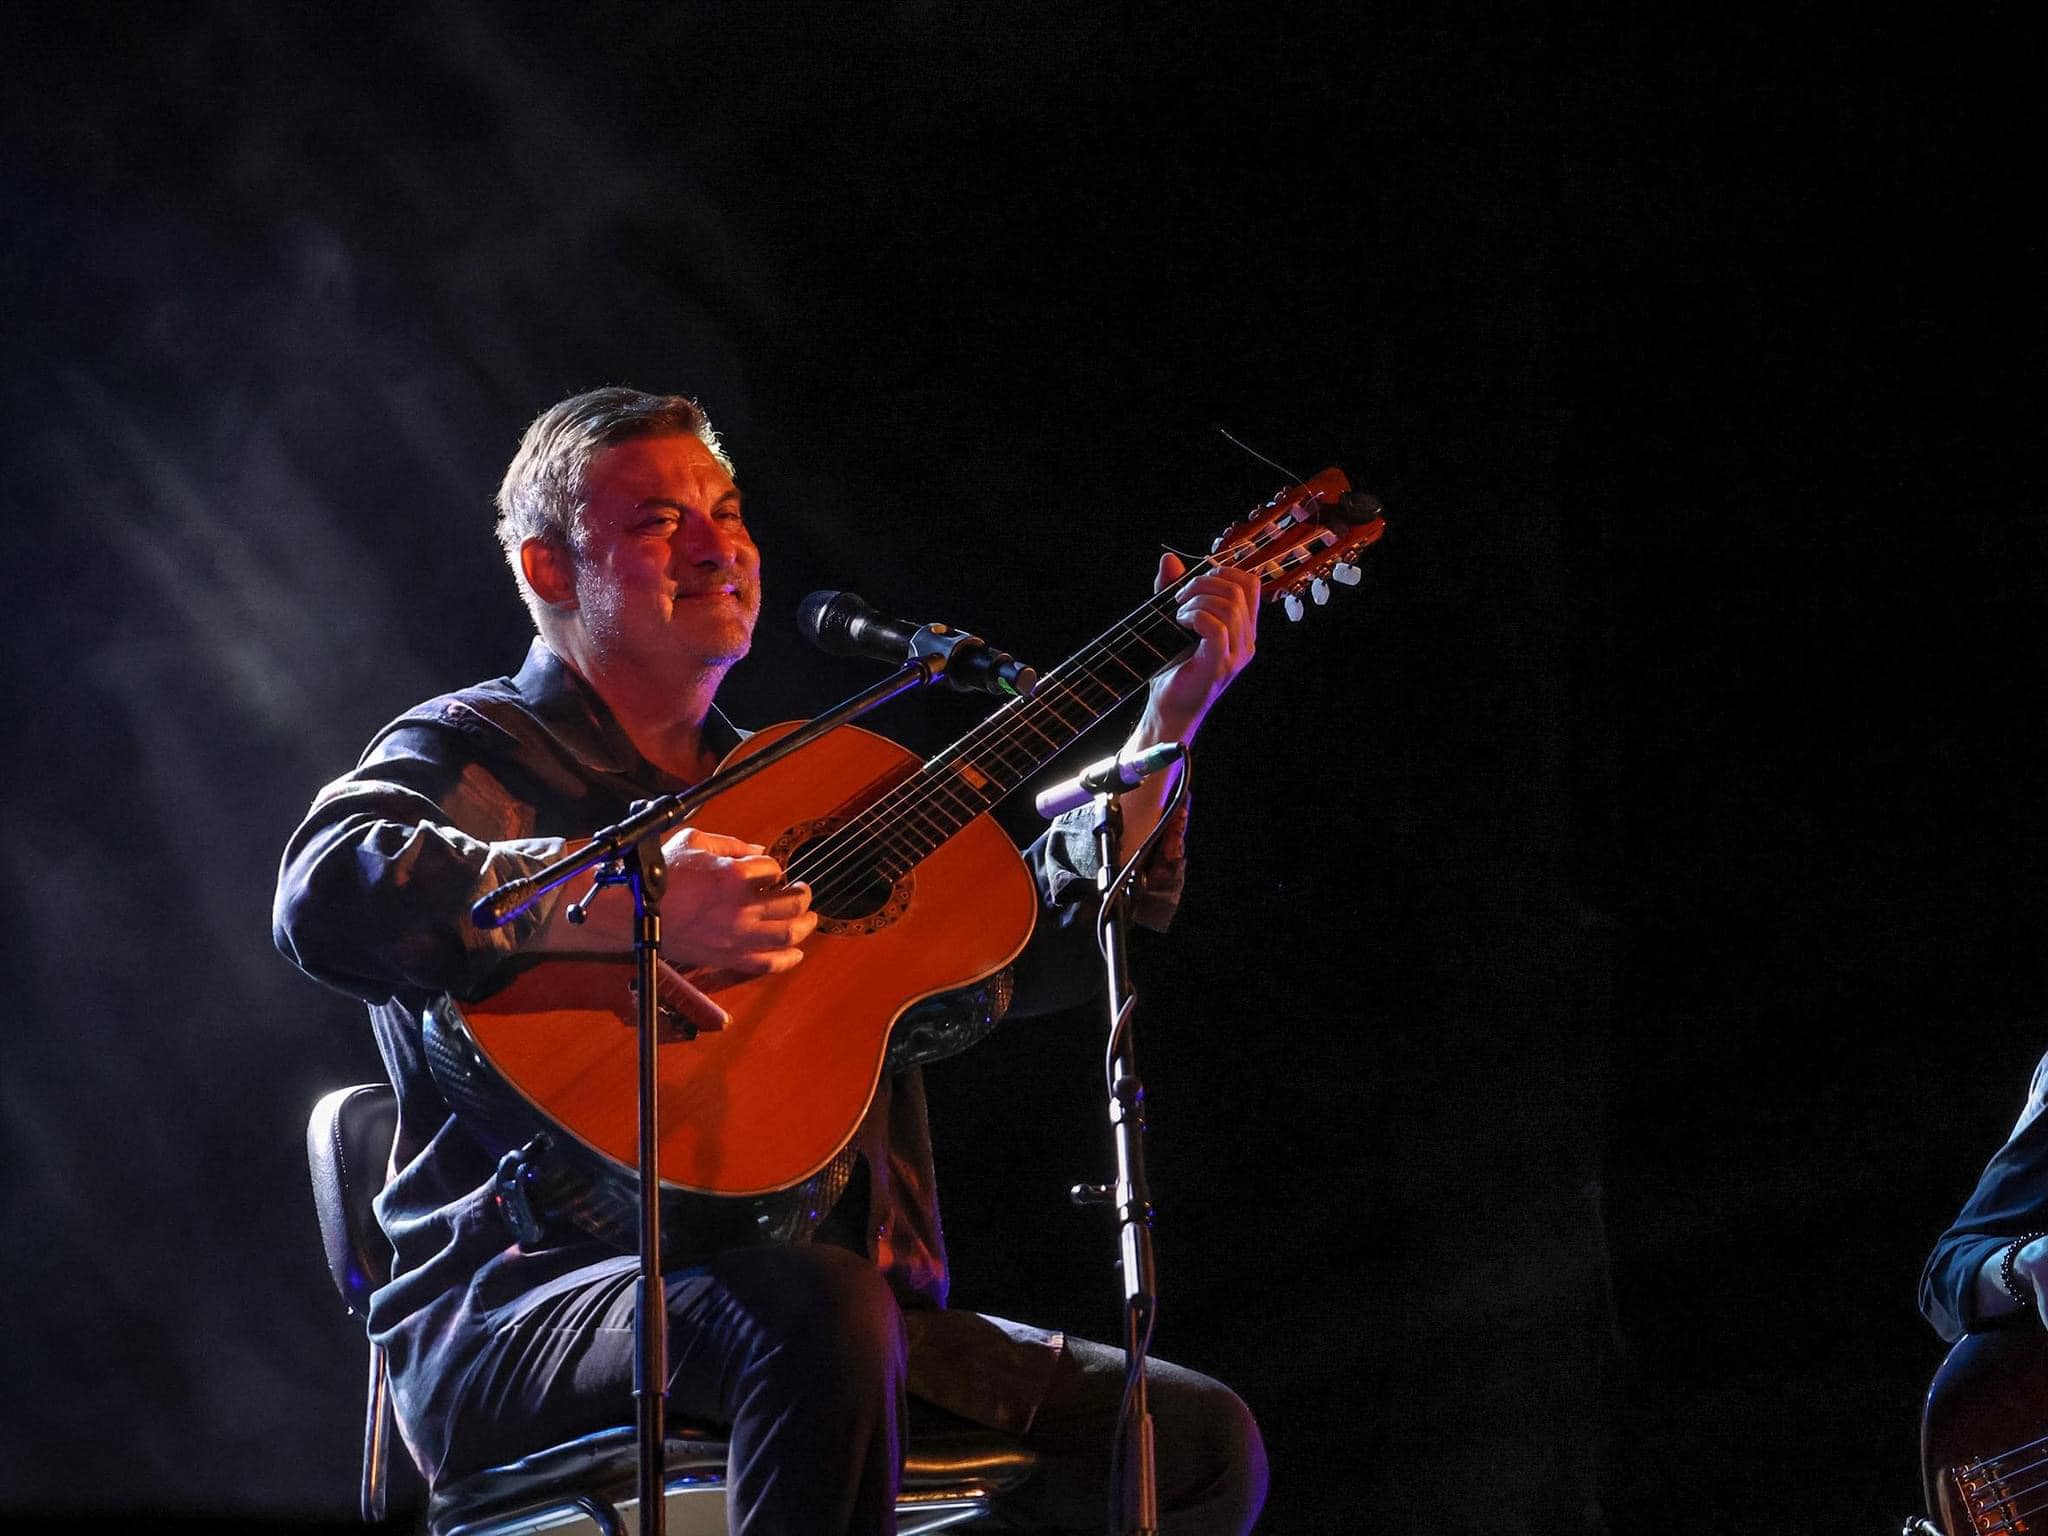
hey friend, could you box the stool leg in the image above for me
[568,1493,628,1536]
[363,1340,392,1523]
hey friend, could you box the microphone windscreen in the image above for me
[798,590,868,656]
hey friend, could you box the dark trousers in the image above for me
[436,1243,1267,1534]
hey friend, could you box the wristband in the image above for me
[2000,1232,2048,1310]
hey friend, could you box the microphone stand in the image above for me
[1058,746,1189,1536]
[471,634,1000,1536]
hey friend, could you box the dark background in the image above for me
[1,3,2040,1532]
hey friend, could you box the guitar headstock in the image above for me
[1209,468,1385,621]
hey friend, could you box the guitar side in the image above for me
[456,721,1040,1196]
[1922,1327,2048,1535]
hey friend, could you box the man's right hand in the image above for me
[655,827,817,977]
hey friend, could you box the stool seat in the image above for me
[432,1421,1040,1534]
[308,1083,1035,1534]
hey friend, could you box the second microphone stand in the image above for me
[1066,747,1190,1536]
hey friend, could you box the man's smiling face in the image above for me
[567,431,761,681]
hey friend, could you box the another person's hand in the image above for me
[2009,1235,2048,1322]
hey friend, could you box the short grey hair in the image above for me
[493,386,734,622]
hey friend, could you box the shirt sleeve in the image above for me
[272,706,569,1006]
[1004,791,1192,1020]
[1034,792,1190,933]
[1920,1049,2048,1341]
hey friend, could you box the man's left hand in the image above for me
[1143,550,1260,746]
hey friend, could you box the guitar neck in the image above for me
[855,584,1196,879]
[817,465,1379,882]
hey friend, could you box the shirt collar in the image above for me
[510,637,742,793]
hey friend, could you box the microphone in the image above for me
[1034,741,1185,818]
[799,589,920,662]
[798,590,1037,698]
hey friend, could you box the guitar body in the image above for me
[452,721,1039,1197]
[1921,1327,2048,1535]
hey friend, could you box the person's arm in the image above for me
[273,712,573,1003]
[1111,551,1260,863]
[273,707,811,1018]
[1970,1236,2048,1324]
[999,552,1257,1020]
[1921,1050,2048,1340]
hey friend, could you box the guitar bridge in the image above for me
[1953,1455,2034,1535]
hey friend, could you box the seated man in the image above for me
[1922,1050,2048,1336]
[274,386,1268,1533]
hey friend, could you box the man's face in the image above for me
[566,432,761,678]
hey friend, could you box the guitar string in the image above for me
[1974,1433,2048,1473]
[778,511,1324,911]
[1964,1474,2048,1533]
[1966,1451,2048,1511]
[783,507,1347,906]
[1951,1433,2048,1530]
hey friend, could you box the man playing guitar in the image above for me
[274,387,1269,1533]
[1923,1054,2048,1338]
[1918,1051,2048,1534]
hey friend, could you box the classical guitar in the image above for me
[1919,1326,2048,1536]
[425,470,1384,1252]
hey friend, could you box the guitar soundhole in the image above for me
[771,822,913,936]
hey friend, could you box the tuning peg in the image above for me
[1282,591,1305,622]
[1311,576,1330,606]
[1332,561,1362,586]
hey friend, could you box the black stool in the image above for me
[307,1084,1037,1534]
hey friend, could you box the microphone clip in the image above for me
[911,624,1038,699]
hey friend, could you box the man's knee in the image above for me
[1147,1363,1267,1534]
[710,1241,907,1386]
[1202,1385,1268,1533]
